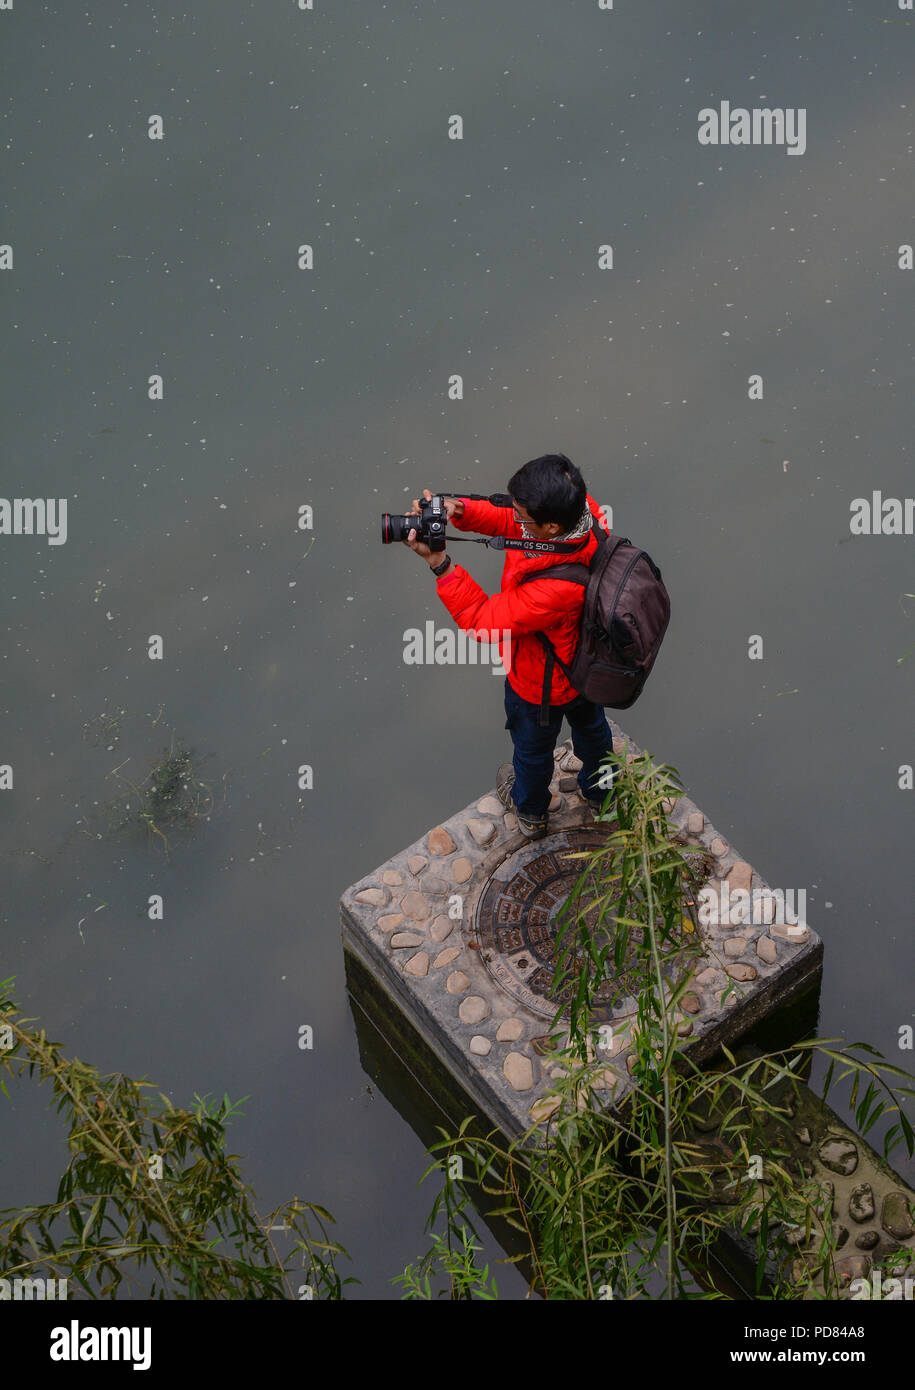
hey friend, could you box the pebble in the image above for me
[548,793,563,811]
[687,812,704,835]
[451,857,473,883]
[529,1095,561,1122]
[403,951,429,977]
[677,1019,693,1036]
[382,869,403,886]
[496,1018,524,1042]
[848,1183,875,1224]
[476,796,503,816]
[400,891,431,921]
[724,936,746,958]
[377,913,405,933]
[504,812,517,830]
[429,915,454,941]
[881,1191,915,1240]
[459,996,490,1025]
[433,947,461,970]
[710,837,728,857]
[559,775,579,792]
[428,827,456,856]
[771,921,809,943]
[680,993,701,1014]
[390,932,425,949]
[727,861,753,894]
[795,1126,812,1146]
[355,887,386,907]
[560,752,583,773]
[725,963,757,981]
[422,876,448,895]
[834,1254,871,1288]
[503,1051,534,1091]
[817,1136,859,1177]
[467,818,496,846]
[445,971,470,994]
[695,967,720,987]
[407,855,427,875]
[469,1035,491,1056]
[756,935,777,964]
[855,1230,880,1251]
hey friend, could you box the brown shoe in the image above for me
[496,764,548,839]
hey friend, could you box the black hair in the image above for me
[507,453,587,531]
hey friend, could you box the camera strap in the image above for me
[448,534,591,555]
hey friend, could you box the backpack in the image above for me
[517,520,671,726]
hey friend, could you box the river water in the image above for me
[2,0,912,1298]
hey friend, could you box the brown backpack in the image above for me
[517,521,671,725]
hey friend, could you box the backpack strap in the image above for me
[516,567,591,724]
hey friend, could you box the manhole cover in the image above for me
[475,828,642,1022]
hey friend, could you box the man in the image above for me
[403,453,617,840]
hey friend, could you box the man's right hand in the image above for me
[409,490,465,521]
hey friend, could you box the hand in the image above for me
[409,488,464,522]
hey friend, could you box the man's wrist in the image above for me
[430,553,452,576]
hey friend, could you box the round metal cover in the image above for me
[474,828,640,1022]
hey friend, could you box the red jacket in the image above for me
[436,494,610,704]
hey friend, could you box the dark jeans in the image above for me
[503,677,616,820]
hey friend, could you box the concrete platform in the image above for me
[339,722,823,1141]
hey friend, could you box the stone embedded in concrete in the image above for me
[407,855,427,875]
[422,876,449,895]
[403,952,429,977]
[459,996,490,1025]
[530,1094,561,1122]
[695,967,721,987]
[504,812,517,830]
[724,936,747,958]
[476,796,503,816]
[855,1230,880,1251]
[548,793,563,812]
[818,1135,859,1177]
[681,993,701,1014]
[401,891,431,921]
[451,857,473,883]
[503,1052,534,1091]
[727,861,753,893]
[687,812,705,835]
[496,1018,524,1043]
[756,935,777,964]
[469,1035,491,1057]
[355,887,387,907]
[796,1126,812,1146]
[467,817,497,846]
[882,1191,915,1240]
[560,751,583,772]
[848,1182,876,1224]
[428,827,456,856]
[771,921,809,943]
[710,837,728,857]
[559,775,579,793]
[446,971,470,994]
[725,963,757,982]
[433,947,461,970]
[429,915,454,942]
[390,932,425,949]
[377,913,405,933]
[382,869,403,886]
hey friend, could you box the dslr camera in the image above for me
[381,493,448,553]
